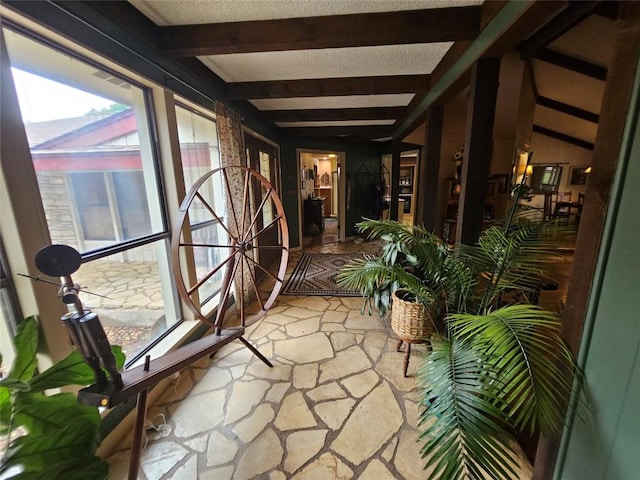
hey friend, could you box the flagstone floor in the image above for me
[106,239,534,479]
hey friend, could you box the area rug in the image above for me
[282,253,363,296]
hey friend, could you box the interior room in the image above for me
[0,2,638,480]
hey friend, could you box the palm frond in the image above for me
[449,304,576,435]
[418,337,520,480]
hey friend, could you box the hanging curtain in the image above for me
[214,100,255,312]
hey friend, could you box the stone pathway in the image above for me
[105,239,533,479]
[107,292,434,480]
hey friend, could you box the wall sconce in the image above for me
[584,166,592,174]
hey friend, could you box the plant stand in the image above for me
[396,337,430,377]
[391,289,434,377]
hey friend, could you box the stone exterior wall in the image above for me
[36,171,79,249]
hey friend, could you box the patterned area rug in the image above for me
[282,253,363,296]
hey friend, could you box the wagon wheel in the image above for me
[171,166,289,329]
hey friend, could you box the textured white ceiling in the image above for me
[198,42,451,82]
[130,0,483,25]
[249,94,415,110]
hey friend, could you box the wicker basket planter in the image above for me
[390,289,434,341]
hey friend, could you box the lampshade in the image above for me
[525,165,533,175]
[585,166,592,174]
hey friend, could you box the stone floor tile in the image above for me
[405,398,421,428]
[318,345,372,383]
[314,397,355,430]
[246,360,291,381]
[321,310,347,323]
[270,471,287,480]
[344,309,386,330]
[283,306,324,319]
[288,296,331,311]
[215,345,254,367]
[229,364,247,379]
[360,458,397,479]
[394,429,426,480]
[234,428,283,480]
[140,441,188,480]
[247,321,281,340]
[284,429,329,473]
[168,391,226,438]
[290,452,353,480]
[268,329,289,340]
[330,382,403,465]
[362,331,390,362]
[189,366,232,396]
[224,379,270,425]
[374,352,419,392]
[306,382,347,402]
[264,312,295,326]
[199,465,234,480]
[329,332,357,351]
[321,323,346,332]
[274,391,317,431]
[340,370,379,398]
[382,437,398,462]
[170,455,198,479]
[205,431,238,468]
[293,363,318,389]
[274,333,334,364]
[286,317,321,337]
[233,404,275,442]
[184,434,208,453]
[266,382,291,403]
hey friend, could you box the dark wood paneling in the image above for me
[228,75,429,100]
[160,6,482,56]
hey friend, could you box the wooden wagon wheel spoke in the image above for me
[172,166,289,327]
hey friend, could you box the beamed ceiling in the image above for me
[113,0,616,146]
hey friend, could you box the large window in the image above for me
[4,26,179,362]
[175,104,225,312]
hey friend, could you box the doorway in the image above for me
[298,150,344,249]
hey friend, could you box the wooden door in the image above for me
[244,133,281,273]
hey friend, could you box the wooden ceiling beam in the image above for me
[537,95,600,123]
[263,107,406,122]
[533,47,608,80]
[160,6,482,56]
[280,125,394,139]
[227,75,429,99]
[532,124,595,150]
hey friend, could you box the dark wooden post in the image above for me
[389,139,402,220]
[456,57,501,245]
[417,106,444,231]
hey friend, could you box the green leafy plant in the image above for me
[337,218,581,480]
[0,316,125,479]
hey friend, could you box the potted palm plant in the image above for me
[337,217,580,480]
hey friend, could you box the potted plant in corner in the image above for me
[337,217,581,480]
[0,316,125,479]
